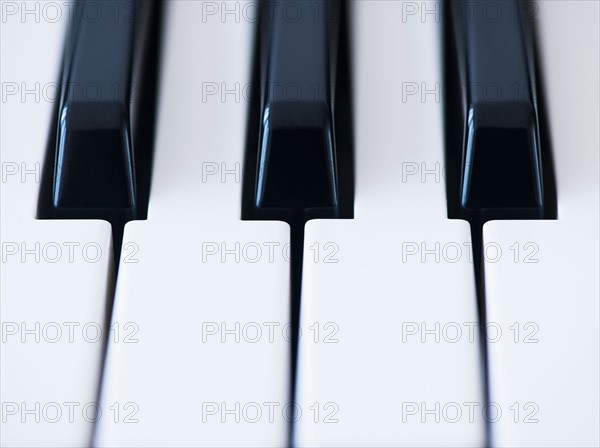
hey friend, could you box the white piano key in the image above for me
[483,2,600,446]
[294,1,485,445]
[143,1,254,220]
[95,2,290,445]
[0,1,65,220]
[1,221,113,447]
[1,6,114,446]
[484,221,599,447]
[296,219,485,447]
[95,220,290,447]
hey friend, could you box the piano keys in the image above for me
[1,1,598,446]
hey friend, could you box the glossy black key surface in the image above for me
[245,0,352,222]
[444,0,556,221]
[38,0,162,242]
[54,1,135,209]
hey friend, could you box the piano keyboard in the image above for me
[1,1,598,446]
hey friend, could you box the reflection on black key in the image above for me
[54,103,135,209]
[259,126,334,208]
[467,122,538,209]
[242,1,354,444]
[38,0,162,258]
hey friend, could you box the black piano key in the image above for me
[462,0,542,211]
[253,0,340,215]
[54,0,135,209]
[38,0,162,244]
[445,0,556,221]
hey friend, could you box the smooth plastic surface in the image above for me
[294,2,485,445]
